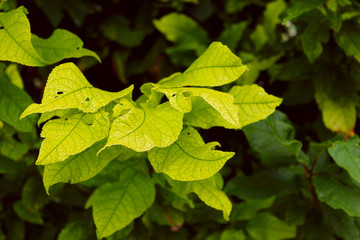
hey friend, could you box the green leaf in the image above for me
[13,201,43,225]
[0,135,28,160]
[282,0,328,24]
[154,13,209,52]
[231,197,275,222]
[22,177,49,211]
[0,73,36,132]
[246,212,296,240]
[225,168,296,200]
[168,175,232,220]
[151,84,240,127]
[0,7,99,66]
[31,29,100,63]
[21,63,134,118]
[220,229,246,240]
[57,222,84,240]
[218,22,248,51]
[243,111,302,158]
[230,85,282,128]
[301,22,329,63]
[86,167,155,239]
[250,24,268,51]
[100,15,145,48]
[38,109,80,126]
[264,0,286,44]
[321,204,360,240]
[36,111,110,165]
[239,53,282,85]
[334,24,360,62]
[314,173,360,217]
[183,84,281,129]
[101,101,183,152]
[328,138,360,183]
[158,42,247,87]
[149,127,234,181]
[315,91,356,135]
[5,64,23,89]
[43,140,134,194]
[0,155,21,174]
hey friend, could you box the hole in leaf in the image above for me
[182,92,191,97]
[86,97,90,101]
[187,132,190,135]
[0,26,4,30]
[172,94,176,97]
[76,47,80,50]
[57,91,64,95]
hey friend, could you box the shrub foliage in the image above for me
[0,0,360,239]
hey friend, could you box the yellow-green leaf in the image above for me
[316,91,356,135]
[0,7,99,66]
[158,42,247,87]
[151,84,240,127]
[21,63,134,118]
[36,111,110,165]
[100,101,183,152]
[149,127,234,181]
[43,140,135,194]
[168,175,232,220]
[184,84,282,129]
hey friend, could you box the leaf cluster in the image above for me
[0,0,360,239]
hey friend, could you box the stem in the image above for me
[302,157,319,206]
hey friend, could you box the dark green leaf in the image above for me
[246,212,296,240]
[224,168,296,199]
[282,0,328,24]
[328,137,360,183]
[314,173,360,217]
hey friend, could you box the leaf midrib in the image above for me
[0,18,47,65]
[38,114,86,163]
[99,172,139,238]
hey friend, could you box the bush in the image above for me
[0,0,360,239]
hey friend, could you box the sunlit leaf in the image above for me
[0,7,99,66]
[36,111,110,165]
[149,127,234,181]
[158,42,247,87]
[168,175,232,220]
[101,100,183,152]
[21,63,134,118]
[43,140,135,194]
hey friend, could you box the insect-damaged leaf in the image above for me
[21,63,133,118]
[36,111,110,165]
